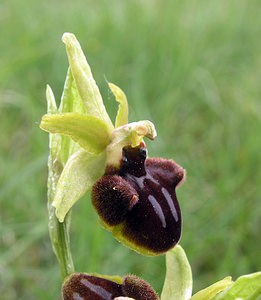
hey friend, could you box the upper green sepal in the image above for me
[62,32,113,130]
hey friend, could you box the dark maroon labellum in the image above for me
[62,273,159,300]
[92,144,185,255]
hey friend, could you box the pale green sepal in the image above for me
[108,82,128,128]
[58,67,85,164]
[46,84,57,114]
[191,277,233,300]
[161,245,193,300]
[45,85,62,160]
[40,113,110,154]
[212,272,261,300]
[59,67,86,114]
[53,149,106,222]
[106,120,157,167]
[62,33,113,131]
[45,84,75,277]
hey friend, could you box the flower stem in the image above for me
[48,204,75,280]
[47,154,75,280]
[57,215,75,278]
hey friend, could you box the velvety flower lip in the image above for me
[92,143,185,255]
[62,273,159,300]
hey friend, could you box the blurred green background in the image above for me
[0,0,260,299]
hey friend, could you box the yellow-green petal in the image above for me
[108,82,128,128]
[53,149,106,222]
[40,112,111,154]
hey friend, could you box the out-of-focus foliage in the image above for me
[0,0,260,299]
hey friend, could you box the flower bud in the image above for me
[62,273,122,300]
[62,273,158,300]
[92,144,185,255]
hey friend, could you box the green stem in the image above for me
[57,216,74,278]
[46,83,75,280]
[48,204,75,280]
[47,153,75,280]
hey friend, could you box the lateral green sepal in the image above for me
[40,112,111,154]
[53,149,106,222]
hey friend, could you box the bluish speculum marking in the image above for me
[81,278,113,299]
[161,187,178,222]
[148,194,167,228]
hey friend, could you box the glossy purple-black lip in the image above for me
[62,273,159,300]
[92,145,185,254]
